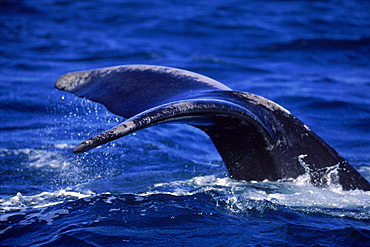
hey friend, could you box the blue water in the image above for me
[1,0,370,246]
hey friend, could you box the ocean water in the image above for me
[1,0,370,246]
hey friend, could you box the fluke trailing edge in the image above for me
[55,65,370,191]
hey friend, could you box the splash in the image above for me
[147,175,370,218]
[0,148,70,169]
[294,154,343,189]
[0,189,95,213]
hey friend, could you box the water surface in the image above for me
[1,0,370,246]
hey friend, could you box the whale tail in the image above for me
[55,65,370,191]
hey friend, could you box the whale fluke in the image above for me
[55,65,370,191]
[54,65,231,117]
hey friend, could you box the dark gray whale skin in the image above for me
[55,65,370,191]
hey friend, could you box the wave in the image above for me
[275,95,370,114]
[0,0,41,16]
[0,189,94,213]
[1,148,369,244]
[1,186,369,246]
[259,37,370,52]
[2,174,369,215]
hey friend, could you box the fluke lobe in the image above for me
[55,65,370,191]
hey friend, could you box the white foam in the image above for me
[0,189,95,213]
[1,148,71,169]
[54,143,75,149]
[148,175,370,212]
